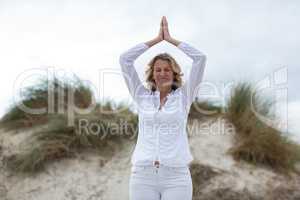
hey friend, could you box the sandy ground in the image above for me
[0,117,299,200]
[0,126,135,200]
[188,117,288,196]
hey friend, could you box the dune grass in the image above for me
[190,161,262,200]
[4,108,137,174]
[226,82,300,174]
[4,115,104,173]
[190,161,221,197]
[1,75,138,174]
[0,75,94,130]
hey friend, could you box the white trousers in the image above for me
[129,164,193,200]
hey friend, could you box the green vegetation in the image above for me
[1,75,137,174]
[226,82,300,174]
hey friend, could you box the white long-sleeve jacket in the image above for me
[119,41,206,167]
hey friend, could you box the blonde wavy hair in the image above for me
[145,53,184,92]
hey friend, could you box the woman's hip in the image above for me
[130,164,192,186]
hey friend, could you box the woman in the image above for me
[119,16,206,200]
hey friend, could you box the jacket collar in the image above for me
[153,88,175,97]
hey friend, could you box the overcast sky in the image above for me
[0,0,299,139]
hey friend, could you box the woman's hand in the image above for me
[162,16,171,41]
[145,16,181,47]
[162,16,181,46]
[158,16,164,42]
[145,17,164,47]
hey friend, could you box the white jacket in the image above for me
[119,42,206,167]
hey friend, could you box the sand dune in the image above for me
[0,117,299,200]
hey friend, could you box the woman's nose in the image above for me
[160,71,166,76]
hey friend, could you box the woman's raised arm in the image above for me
[162,16,207,109]
[178,42,206,109]
[119,17,164,102]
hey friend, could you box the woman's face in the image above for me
[153,59,174,89]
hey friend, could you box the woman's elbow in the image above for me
[194,53,206,63]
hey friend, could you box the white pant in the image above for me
[129,164,193,200]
